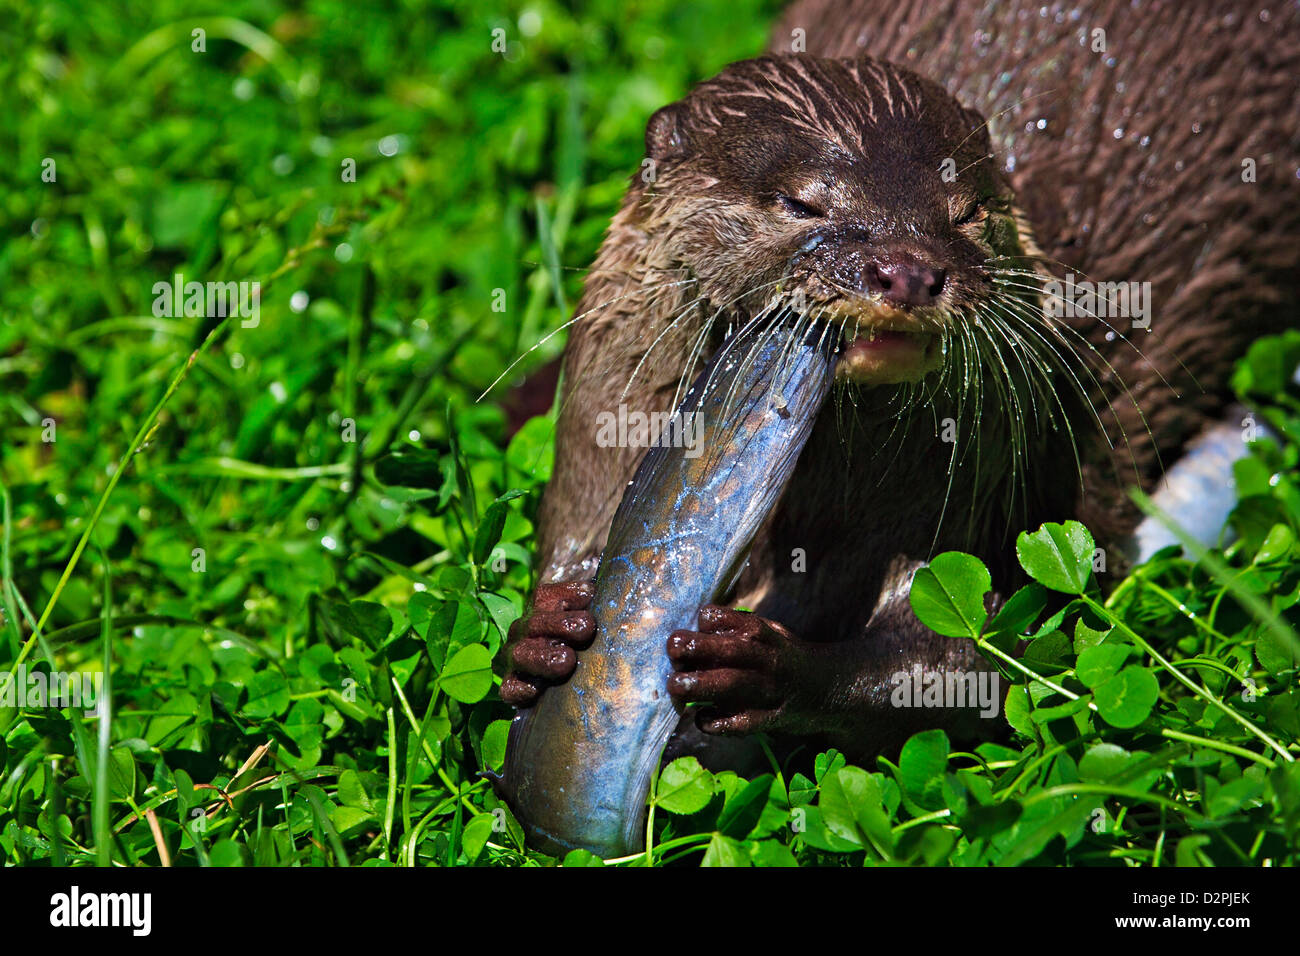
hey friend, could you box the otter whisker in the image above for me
[990,274,1183,396]
[979,295,1083,446]
[924,320,976,555]
[681,280,800,426]
[991,288,1165,487]
[672,276,801,415]
[949,87,1060,156]
[968,297,1087,529]
[988,276,1166,495]
[712,299,800,437]
[587,279,705,393]
[951,151,997,180]
[990,268,1204,394]
[983,285,1115,427]
[478,276,701,402]
[988,274,1164,429]
[619,289,713,405]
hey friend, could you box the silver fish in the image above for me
[497,313,838,857]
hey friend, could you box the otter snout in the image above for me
[861,255,946,308]
[782,232,953,385]
[793,231,953,314]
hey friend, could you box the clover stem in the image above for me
[1080,596,1293,763]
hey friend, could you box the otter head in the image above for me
[636,54,1035,387]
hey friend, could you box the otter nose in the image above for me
[862,256,947,307]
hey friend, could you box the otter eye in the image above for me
[776,193,825,219]
[955,195,1011,225]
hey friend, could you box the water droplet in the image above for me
[378,135,400,157]
[518,9,543,36]
[290,290,310,313]
[272,153,294,176]
[335,242,354,263]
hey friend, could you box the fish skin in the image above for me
[497,315,838,857]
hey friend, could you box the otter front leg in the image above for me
[499,581,594,707]
[666,605,823,737]
[666,599,999,763]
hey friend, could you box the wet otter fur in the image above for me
[502,0,1300,765]
[773,0,1300,547]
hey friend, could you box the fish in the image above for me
[495,311,839,857]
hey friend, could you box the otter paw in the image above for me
[500,581,595,708]
[665,605,797,735]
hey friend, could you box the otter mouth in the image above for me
[837,328,939,385]
[821,302,944,385]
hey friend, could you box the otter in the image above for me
[499,0,1300,766]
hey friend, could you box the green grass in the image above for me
[2,0,1298,867]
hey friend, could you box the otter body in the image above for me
[502,0,1300,766]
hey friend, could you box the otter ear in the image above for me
[645,103,689,161]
